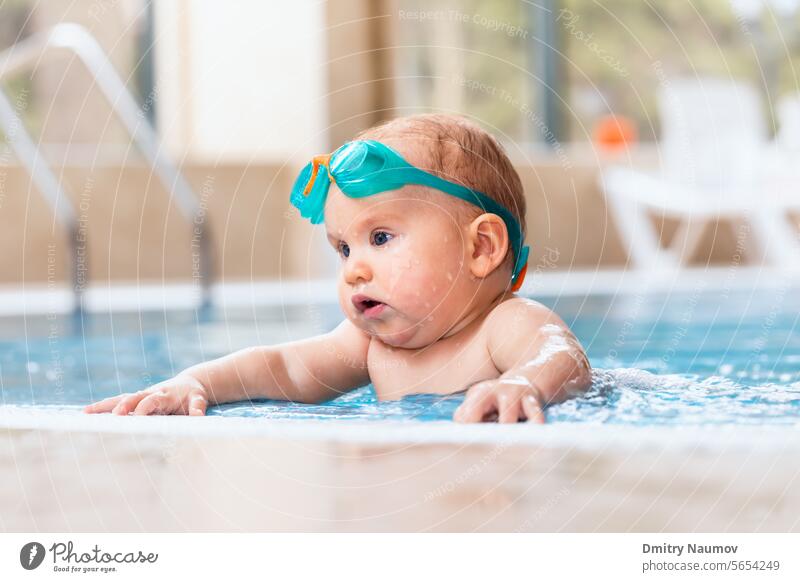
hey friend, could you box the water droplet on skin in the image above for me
[446,273,453,281]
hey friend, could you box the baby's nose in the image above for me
[344,256,373,285]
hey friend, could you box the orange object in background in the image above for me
[593,115,637,151]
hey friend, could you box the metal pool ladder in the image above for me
[0,23,213,311]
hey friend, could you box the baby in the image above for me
[85,114,591,423]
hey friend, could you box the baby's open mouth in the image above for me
[352,294,387,318]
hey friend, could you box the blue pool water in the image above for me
[1,288,799,425]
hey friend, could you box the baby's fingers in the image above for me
[84,394,126,414]
[454,388,496,423]
[187,390,208,416]
[497,393,522,424]
[133,391,176,416]
[111,391,149,416]
[521,394,545,424]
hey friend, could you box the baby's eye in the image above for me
[338,242,350,258]
[371,231,393,246]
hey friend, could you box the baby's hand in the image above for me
[83,374,209,416]
[453,378,545,424]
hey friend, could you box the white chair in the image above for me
[600,77,800,270]
[777,92,800,150]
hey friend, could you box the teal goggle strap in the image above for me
[291,140,530,290]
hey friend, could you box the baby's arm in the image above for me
[84,319,371,415]
[454,298,591,424]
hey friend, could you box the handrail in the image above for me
[0,23,213,309]
[0,78,86,310]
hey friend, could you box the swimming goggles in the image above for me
[290,139,529,290]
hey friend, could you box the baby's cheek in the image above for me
[382,264,423,305]
[336,285,354,318]
[392,263,455,316]
[382,256,413,299]
[380,239,463,312]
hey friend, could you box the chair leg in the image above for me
[605,189,678,269]
[746,208,800,268]
[728,217,758,265]
[669,218,709,266]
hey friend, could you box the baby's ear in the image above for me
[467,213,510,279]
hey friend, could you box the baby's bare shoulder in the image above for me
[482,296,585,372]
[483,296,572,346]
[485,296,561,327]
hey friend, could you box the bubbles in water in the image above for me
[546,368,800,426]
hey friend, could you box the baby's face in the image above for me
[324,184,477,349]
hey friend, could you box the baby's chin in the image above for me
[356,316,446,349]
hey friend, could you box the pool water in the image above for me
[1,289,799,425]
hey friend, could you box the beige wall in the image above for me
[0,155,758,287]
[0,161,292,285]
[326,0,397,146]
[516,159,744,271]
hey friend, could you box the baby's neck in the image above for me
[439,286,513,341]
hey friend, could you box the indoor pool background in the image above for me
[1,288,798,425]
